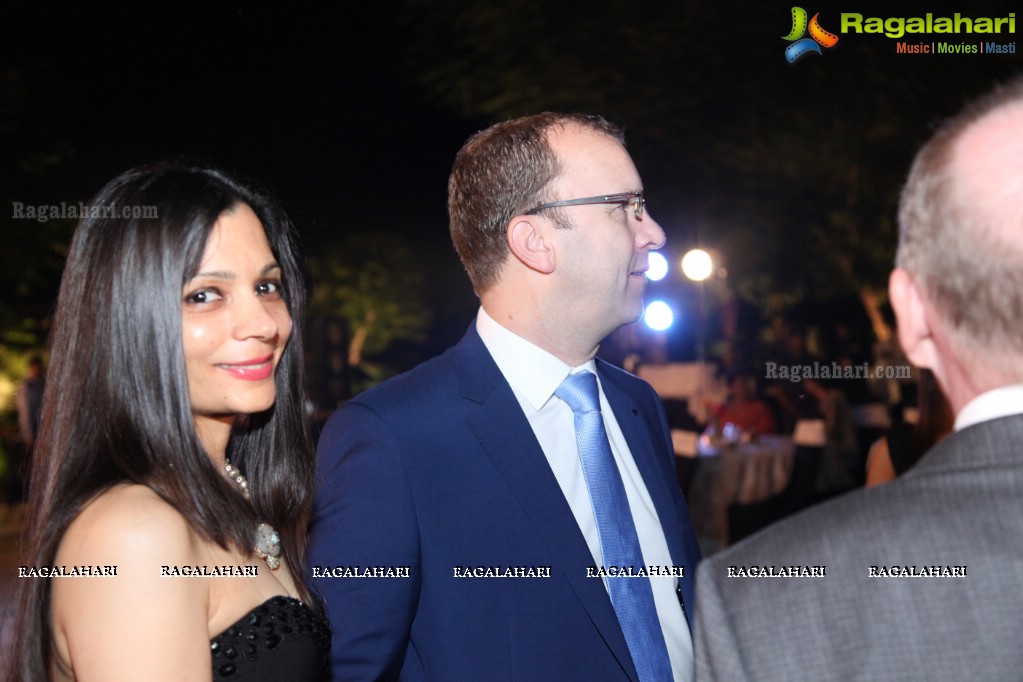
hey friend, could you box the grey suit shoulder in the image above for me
[695,414,1023,681]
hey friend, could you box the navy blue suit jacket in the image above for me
[309,325,701,681]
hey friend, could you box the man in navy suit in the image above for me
[310,113,700,681]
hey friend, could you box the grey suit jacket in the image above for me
[695,414,1023,681]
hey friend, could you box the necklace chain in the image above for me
[224,459,281,570]
[224,459,250,499]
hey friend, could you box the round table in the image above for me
[686,434,795,553]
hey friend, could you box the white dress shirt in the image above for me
[954,383,1023,431]
[477,307,693,682]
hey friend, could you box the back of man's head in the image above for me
[896,77,1023,378]
[448,113,623,294]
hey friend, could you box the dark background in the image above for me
[3,1,1021,379]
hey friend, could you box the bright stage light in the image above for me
[681,249,712,282]
[644,300,674,331]
[646,252,668,281]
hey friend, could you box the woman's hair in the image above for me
[9,163,314,680]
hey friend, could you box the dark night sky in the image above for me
[4,2,1021,355]
[5,5,475,235]
[5,4,486,350]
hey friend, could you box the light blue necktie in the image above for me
[556,372,673,682]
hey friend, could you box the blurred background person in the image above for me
[866,369,953,487]
[803,377,859,493]
[10,356,44,504]
[15,356,44,456]
[711,368,777,436]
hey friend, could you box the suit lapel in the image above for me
[598,361,699,627]
[452,327,640,681]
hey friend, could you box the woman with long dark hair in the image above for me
[8,164,328,680]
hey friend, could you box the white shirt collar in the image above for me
[476,306,596,411]
[954,383,1023,431]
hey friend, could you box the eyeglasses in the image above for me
[525,192,645,220]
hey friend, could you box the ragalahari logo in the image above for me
[783,7,839,63]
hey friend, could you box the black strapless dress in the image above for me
[210,596,330,680]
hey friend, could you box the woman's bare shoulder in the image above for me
[58,483,198,565]
[51,484,213,680]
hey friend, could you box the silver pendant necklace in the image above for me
[225,459,282,571]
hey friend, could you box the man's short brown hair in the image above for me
[448,112,624,294]
[897,77,1023,360]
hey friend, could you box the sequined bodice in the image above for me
[210,595,329,680]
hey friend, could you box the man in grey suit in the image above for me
[695,78,1023,680]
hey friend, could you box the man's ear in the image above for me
[507,217,555,274]
[889,268,940,370]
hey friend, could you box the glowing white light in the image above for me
[646,252,668,281]
[681,249,712,282]
[644,300,674,331]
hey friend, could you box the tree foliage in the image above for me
[402,0,1020,339]
[308,232,432,384]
